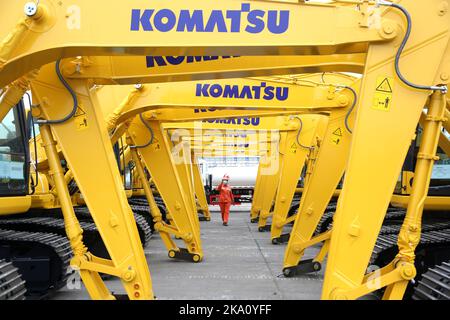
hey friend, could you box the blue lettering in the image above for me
[153,9,176,32]
[205,10,227,32]
[202,117,260,127]
[196,82,288,101]
[166,56,185,65]
[177,10,205,32]
[252,85,262,99]
[267,11,290,34]
[276,87,289,101]
[246,10,265,34]
[146,56,239,68]
[131,4,290,34]
[146,56,166,67]
[209,84,223,98]
[131,9,154,31]
[196,84,210,97]
[226,10,242,32]
[223,85,240,99]
[263,86,275,100]
[239,86,253,99]
[189,56,216,63]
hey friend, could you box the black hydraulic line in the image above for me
[293,116,315,150]
[25,93,39,193]
[379,1,447,93]
[340,86,358,134]
[35,59,79,125]
[130,114,154,149]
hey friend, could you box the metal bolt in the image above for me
[438,2,448,16]
[400,264,416,280]
[123,270,135,282]
[109,216,118,227]
[348,224,360,237]
[24,2,38,17]
[383,24,394,35]
[337,95,349,107]
[293,245,302,254]
[379,21,397,40]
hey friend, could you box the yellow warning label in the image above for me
[74,105,88,131]
[290,142,298,154]
[74,106,86,117]
[333,128,343,137]
[331,127,343,145]
[372,76,394,112]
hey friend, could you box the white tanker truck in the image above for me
[200,158,258,205]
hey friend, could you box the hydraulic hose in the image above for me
[378,1,448,93]
[35,59,79,125]
[130,114,154,149]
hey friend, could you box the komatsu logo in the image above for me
[196,82,289,101]
[193,109,260,127]
[203,117,261,127]
[146,56,239,68]
[131,3,290,34]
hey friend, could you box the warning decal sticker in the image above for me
[290,142,298,154]
[74,105,88,131]
[372,76,394,112]
[331,127,343,145]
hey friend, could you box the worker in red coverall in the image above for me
[216,174,234,226]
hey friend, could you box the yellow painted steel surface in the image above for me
[270,116,329,240]
[0,196,32,215]
[31,63,153,299]
[0,0,448,301]
[0,0,390,87]
[390,195,450,211]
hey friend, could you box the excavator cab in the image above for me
[0,100,29,197]
[0,100,31,300]
[0,99,75,299]
[395,133,450,198]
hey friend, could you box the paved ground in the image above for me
[52,204,324,300]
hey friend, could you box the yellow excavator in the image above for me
[0,0,449,300]
[0,71,351,298]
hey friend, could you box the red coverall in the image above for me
[216,183,234,223]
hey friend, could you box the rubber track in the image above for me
[0,216,113,259]
[0,229,72,297]
[129,197,168,220]
[0,260,26,300]
[74,206,152,247]
[130,204,154,231]
[314,208,406,236]
[371,226,450,265]
[412,261,450,300]
[0,216,97,233]
[313,203,337,236]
